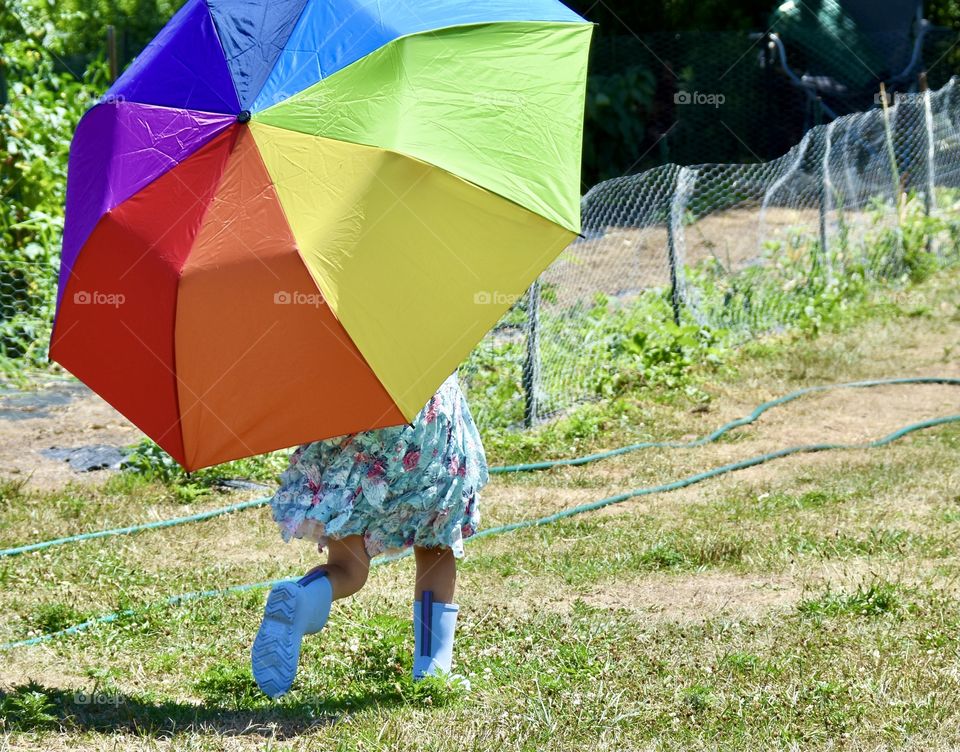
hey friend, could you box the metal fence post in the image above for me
[522,279,541,427]
[817,187,828,271]
[107,26,119,82]
[665,214,682,326]
[920,72,936,255]
[818,124,832,273]
[666,166,693,327]
[817,136,830,280]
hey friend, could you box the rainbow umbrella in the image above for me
[50,0,593,471]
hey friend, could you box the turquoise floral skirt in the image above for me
[269,373,488,559]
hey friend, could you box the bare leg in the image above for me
[414,546,457,603]
[305,534,370,600]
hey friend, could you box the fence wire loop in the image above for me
[463,77,960,424]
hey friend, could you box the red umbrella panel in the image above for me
[51,126,406,469]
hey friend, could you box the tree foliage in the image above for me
[564,0,773,34]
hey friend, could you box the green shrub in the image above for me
[1,8,107,368]
[582,65,656,184]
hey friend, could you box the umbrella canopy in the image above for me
[50,0,593,471]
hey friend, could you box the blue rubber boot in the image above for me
[413,592,470,690]
[251,570,332,698]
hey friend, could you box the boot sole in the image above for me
[251,582,301,698]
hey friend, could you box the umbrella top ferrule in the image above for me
[237,110,251,124]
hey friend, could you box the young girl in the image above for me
[251,371,488,698]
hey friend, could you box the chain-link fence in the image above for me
[462,77,960,428]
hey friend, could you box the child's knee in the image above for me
[345,563,369,594]
[327,558,368,596]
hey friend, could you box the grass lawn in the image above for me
[1,268,959,750]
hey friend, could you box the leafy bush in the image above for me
[463,288,726,432]
[121,440,184,485]
[9,0,182,69]
[582,65,656,184]
[683,190,960,339]
[0,683,60,731]
[1,8,107,369]
[122,438,288,492]
[593,309,725,396]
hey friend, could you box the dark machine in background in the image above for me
[572,0,956,184]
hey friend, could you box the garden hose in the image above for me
[0,498,268,558]
[1,376,958,651]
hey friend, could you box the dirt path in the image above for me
[0,377,142,490]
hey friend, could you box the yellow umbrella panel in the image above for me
[251,20,592,419]
[252,122,575,419]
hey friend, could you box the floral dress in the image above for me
[269,372,488,559]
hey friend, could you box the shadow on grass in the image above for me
[0,680,419,738]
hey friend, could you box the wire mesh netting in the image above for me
[460,77,960,428]
[0,217,61,371]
